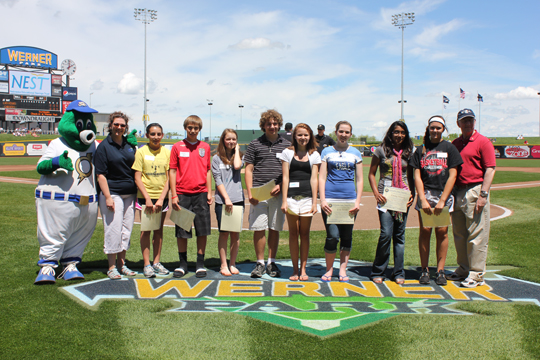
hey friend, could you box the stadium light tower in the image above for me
[392,12,415,121]
[239,104,244,130]
[134,8,158,131]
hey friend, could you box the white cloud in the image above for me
[372,121,388,128]
[533,50,540,59]
[0,0,18,7]
[414,19,464,47]
[90,80,104,91]
[117,73,142,95]
[229,37,286,50]
[494,87,539,100]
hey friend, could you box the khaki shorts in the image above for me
[248,195,285,231]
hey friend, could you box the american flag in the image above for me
[443,95,450,103]
[460,88,465,99]
[477,94,483,102]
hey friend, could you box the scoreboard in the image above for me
[1,94,61,116]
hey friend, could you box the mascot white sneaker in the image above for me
[34,100,99,284]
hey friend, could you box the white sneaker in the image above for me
[143,265,156,278]
[460,277,485,288]
[152,262,170,275]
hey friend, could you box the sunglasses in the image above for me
[113,123,126,128]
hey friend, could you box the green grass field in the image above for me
[1,157,540,359]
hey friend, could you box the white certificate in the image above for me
[326,201,356,224]
[380,187,410,213]
[419,207,451,228]
[251,180,275,202]
[220,205,244,233]
[169,206,197,232]
[140,205,162,231]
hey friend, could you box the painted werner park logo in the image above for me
[61,259,540,337]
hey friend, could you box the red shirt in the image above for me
[170,140,211,194]
[452,131,496,186]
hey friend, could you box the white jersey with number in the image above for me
[36,137,97,195]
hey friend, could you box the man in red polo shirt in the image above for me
[447,109,496,288]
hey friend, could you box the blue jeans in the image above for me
[370,210,407,279]
[322,212,354,253]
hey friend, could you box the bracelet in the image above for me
[172,195,178,199]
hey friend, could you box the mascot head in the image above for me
[58,100,98,152]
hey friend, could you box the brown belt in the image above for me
[454,182,482,190]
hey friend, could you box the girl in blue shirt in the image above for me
[319,121,363,283]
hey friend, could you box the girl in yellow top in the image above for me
[132,123,171,278]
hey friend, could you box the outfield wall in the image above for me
[1,141,539,159]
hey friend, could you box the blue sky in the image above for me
[2,0,539,139]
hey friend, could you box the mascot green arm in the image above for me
[126,129,138,147]
[36,151,74,175]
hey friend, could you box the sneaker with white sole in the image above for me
[153,262,170,275]
[461,277,485,288]
[251,263,266,278]
[144,265,156,278]
[266,262,281,278]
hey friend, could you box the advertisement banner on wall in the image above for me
[62,101,72,113]
[6,114,56,123]
[0,82,8,93]
[51,85,62,97]
[530,146,540,159]
[27,142,48,156]
[0,70,8,81]
[504,146,530,158]
[9,70,51,97]
[51,75,62,85]
[2,143,26,156]
[0,46,58,69]
[62,87,77,101]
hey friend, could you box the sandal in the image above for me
[299,275,309,281]
[120,265,136,276]
[220,266,232,277]
[395,277,405,285]
[372,277,384,284]
[339,275,350,283]
[229,266,240,275]
[289,275,299,281]
[321,274,332,282]
[107,267,121,280]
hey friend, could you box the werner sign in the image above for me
[0,46,58,69]
[60,260,540,337]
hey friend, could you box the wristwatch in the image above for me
[480,190,489,198]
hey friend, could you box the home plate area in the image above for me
[61,259,540,337]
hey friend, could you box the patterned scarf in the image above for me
[391,149,408,222]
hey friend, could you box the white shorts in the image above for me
[100,193,136,254]
[287,197,314,216]
[248,195,285,231]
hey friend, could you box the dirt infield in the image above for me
[0,165,36,171]
[4,165,540,231]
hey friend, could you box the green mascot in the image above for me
[34,100,100,284]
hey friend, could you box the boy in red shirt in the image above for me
[169,115,213,278]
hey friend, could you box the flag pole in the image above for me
[477,93,483,133]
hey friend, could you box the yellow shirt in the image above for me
[132,145,170,199]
